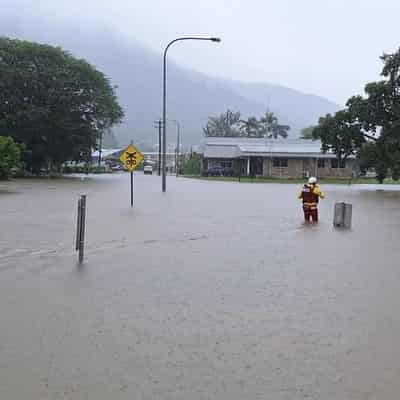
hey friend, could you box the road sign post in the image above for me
[119,143,144,207]
[130,171,134,207]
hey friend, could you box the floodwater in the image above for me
[1,173,400,399]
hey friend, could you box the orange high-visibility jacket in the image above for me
[298,184,325,209]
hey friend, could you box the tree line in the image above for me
[311,47,400,182]
[203,110,290,139]
[0,37,124,178]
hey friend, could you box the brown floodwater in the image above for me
[1,174,400,399]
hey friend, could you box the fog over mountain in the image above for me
[1,15,340,147]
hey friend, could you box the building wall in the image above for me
[202,158,243,175]
[262,158,310,178]
[207,159,234,169]
[262,157,354,178]
[204,156,355,178]
[316,159,355,178]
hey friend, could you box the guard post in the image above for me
[76,195,87,263]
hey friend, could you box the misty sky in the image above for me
[3,0,400,104]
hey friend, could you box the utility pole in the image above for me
[154,120,162,176]
[176,122,180,177]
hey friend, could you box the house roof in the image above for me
[91,149,175,159]
[203,137,342,159]
[91,148,124,158]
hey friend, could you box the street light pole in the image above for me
[176,122,180,177]
[162,36,221,192]
[165,119,181,176]
[154,120,162,176]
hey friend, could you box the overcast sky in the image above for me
[3,0,400,104]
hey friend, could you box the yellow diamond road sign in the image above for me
[119,144,144,172]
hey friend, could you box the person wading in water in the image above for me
[298,177,325,223]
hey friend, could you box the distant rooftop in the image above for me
[203,137,339,159]
[92,148,123,158]
[91,149,175,159]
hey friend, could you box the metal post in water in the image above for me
[78,195,86,263]
[343,203,352,229]
[76,198,82,251]
[334,202,352,228]
[333,202,344,227]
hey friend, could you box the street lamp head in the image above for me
[210,37,221,42]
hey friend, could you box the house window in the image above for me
[220,161,233,168]
[331,159,346,168]
[273,158,288,168]
[317,159,325,168]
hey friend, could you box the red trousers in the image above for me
[303,206,318,222]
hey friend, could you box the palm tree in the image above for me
[204,109,290,139]
[203,109,241,137]
[239,116,261,137]
[270,123,290,139]
[259,111,290,139]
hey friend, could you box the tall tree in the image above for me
[0,38,124,173]
[0,136,21,179]
[314,47,400,181]
[300,126,316,139]
[239,116,261,137]
[204,109,290,139]
[270,123,290,139]
[102,128,119,148]
[358,141,394,183]
[259,111,290,139]
[313,110,365,161]
[203,109,241,137]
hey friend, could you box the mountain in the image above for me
[223,80,340,135]
[0,17,340,147]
